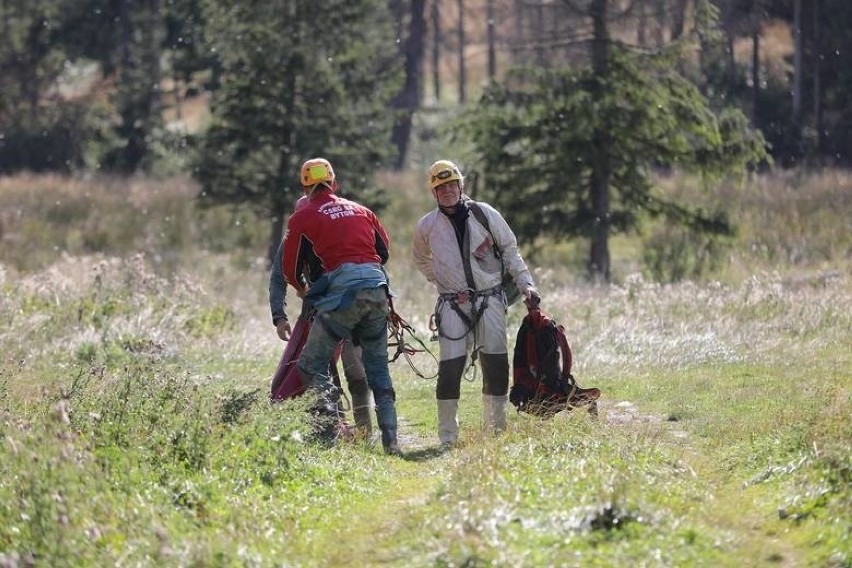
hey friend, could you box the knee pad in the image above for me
[347,378,370,398]
[480,352,509,396]
[373,387,396,403]
[436,356,466,399]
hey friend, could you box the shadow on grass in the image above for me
[399,445,447,462]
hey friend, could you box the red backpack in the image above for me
[510,302,601,417]
[270,312,342,401]
[269,311,354,442]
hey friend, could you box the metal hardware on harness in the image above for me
[434,285,502,341]
[433,285,503,382]
[428,313,439,341]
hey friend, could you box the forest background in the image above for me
[2,0,850,281]
[0,0,850,566]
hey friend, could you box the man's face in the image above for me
[433,180,461,208]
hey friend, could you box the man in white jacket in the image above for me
[412,159,540,448]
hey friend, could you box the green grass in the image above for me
[0,170,850,566]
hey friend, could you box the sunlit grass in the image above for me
[0,169,849,566]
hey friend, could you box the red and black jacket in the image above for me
[281,192,390,293]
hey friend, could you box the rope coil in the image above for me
[387,298,439,380]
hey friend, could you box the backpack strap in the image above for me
[554,323,573,377]
[525,307,574,396]
[467,200,503,262]
[468,199,524,305]
[509,314,536,411]
[459,209,477,291]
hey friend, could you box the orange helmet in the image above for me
[300,158,335,190]
[428,160,463,191]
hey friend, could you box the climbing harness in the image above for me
[432,284,503,381]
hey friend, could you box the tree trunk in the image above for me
[456,0,466,103]
[723,0,736,86]
[270,17,299,266]
[670,0,687,41]
[269,156,296,268]
[431,0,441,103]
[812,0,822,154]
[145,0,162,129]
[119,0,134,69]
[117,0,145,171]
[486,0,496,80]
[512,0,525,64]
[588,0,611,282]
[534,1,545,67]
[751,23,760,124]
[116,0,162,172]
[637,0,647,47]
[792,0,802,125]
[653,0,665,46]
[389,0,403,38]
[391,0,426,169]
[24,19,43,117]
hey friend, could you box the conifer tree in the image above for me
[193,0,403,262]
[461,0,768,281]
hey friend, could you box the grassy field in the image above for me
[0,170,849,567]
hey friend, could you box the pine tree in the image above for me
[460,0,768,282]
[193,0,403,262]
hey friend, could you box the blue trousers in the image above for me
[297,287,397,440]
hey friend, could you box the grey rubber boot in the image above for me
[437,399,460,447]
[482,393,508,434]
[479,352,509,434]
[351,391,373,439]
[342,343,373,438]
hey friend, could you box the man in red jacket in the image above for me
[281,158,400,455]
[269,197,375,439]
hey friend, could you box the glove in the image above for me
[276,318,292,341]
[525,287,541,307]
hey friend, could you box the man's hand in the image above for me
[525,287,542,307]
[276,318,292,341]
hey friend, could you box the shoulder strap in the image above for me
[467,200,489,229]
[512,316,533,379]
[525,320,540,378]
[467,201,502,260]
[554,323,573,377]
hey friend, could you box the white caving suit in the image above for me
[412,198,535,445]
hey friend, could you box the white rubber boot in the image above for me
[437,399,459,448]
[483,393,508,434]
